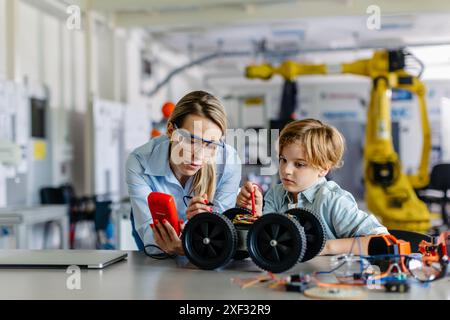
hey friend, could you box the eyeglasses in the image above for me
[172,124,224,155]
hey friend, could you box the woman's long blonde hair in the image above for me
[167,91,227,201]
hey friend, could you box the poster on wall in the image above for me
[317,85,368,122]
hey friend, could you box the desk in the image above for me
[0,205,69,249]
[0,251,448,299]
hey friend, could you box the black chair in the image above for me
[39,186,68,249]
[94,199,114,250]
[94,200,112,232]
[388,229,433,253]
[60,184,76,205]
[40,187,65,204]
[419,163,450,227]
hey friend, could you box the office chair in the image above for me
[419,163,450,227]
[40,187,65,204]
[39,187,67,249]
[430,163,450,226]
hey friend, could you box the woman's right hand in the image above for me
[236,181,263,217]
[186,194,213,220]
[151,219,185,256]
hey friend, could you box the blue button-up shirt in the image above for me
[126,135,242,246]
[263,177,388,240]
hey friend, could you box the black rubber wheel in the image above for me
[223,207,253,222]
[247,213,306,273]
[182,212,237,270]
[285,208,327,262]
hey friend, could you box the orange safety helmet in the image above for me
[162,102,175,119]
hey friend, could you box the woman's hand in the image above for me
[186,194,213,219]
[236,181,263,217]
[151,219,185,256]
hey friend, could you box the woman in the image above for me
[126,91,241,255]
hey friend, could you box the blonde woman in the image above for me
[237,118,388,256]
[126,91,241,256]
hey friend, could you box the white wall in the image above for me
[0,0,207,203]
[73,31,87,113]
[0,1,6,78]
[0,1,86,199]
[96,22,115,100]
[125,30,203,123]
[71,30,87,195]
[17,1,41,84]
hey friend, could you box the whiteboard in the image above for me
[93,98,124,201]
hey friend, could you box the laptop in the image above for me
[0,250,128,269]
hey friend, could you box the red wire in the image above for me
[251,188,256,217]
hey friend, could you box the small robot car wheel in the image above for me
[285,208,327,262]
[182,212,237,270]
[247,213,306,273]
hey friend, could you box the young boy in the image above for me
[237,118,388,256]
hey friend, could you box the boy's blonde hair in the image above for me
[279,118,345,171]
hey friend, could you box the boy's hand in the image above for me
[186,194,213,219]
[236,181,263,217]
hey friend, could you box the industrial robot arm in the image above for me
[246,49,431,232]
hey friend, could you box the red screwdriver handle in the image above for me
[251,187,256,217]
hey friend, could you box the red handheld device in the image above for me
[148,192,181,236]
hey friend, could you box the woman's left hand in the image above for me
[151,219,185,256]
[186,194,213,219]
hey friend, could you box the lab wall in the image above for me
[0,1,6,78]
[125,30,204,124]
[0,1,204,204]
[0,81,29,207]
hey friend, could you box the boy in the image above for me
[237,119,388,255]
